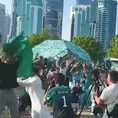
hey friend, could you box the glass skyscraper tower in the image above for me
[76,0,91,5]
[70,0,97,39]
[44,0,64,38]
[10,0,44,37]
[96,0,117,51]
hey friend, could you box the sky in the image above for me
[0,0,11,14]
[0,0,118,40]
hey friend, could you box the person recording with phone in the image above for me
[95,70,118,118]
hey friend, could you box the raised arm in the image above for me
[17,76,37,87]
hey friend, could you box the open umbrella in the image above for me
[33,40,91,61]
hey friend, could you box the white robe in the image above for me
[17,75,52,118]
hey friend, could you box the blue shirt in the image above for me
[72,73,82,87]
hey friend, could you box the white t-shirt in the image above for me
[100,84,118,112]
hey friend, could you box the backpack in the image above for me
[106,104,118,118]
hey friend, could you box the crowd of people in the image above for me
[0,53,118,118]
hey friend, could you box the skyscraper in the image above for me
[44,0,64,38]
[9,0,17,38]
[96,0,117,51]
[0,3,5,42]
[4,14,11,43]
[70,0,97,39]
[76,0,91,5]
[10,0,44,38]
[0,3,11,43]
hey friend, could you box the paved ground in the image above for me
[1,108,102,118]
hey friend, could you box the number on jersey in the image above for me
[62,96,67,107]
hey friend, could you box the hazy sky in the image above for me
[0,0,118,40]
[0,0,11,13]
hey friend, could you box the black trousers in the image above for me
[19,93,31,112]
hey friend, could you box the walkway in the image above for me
[1,108,101,118]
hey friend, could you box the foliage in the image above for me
[72,36,105,63]
[107,35,118,58]
[52,35,61,40]
[28,28,61,47]
[28,28,58,47]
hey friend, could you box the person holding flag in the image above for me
[0,52,19,118]
[0,33,33,118]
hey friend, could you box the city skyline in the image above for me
[0,0,76,41]
[0,0,118,41]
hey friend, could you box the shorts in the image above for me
[71,103,79,109]
[19,94,31,112]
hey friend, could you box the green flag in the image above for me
[3,34,33,77]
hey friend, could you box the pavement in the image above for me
[1,108,102,118]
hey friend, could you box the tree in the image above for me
[28,28,53,47]
[52,35,61,40]
[107,35,118,58]
[28,28,61,47]
[72,36,105,63]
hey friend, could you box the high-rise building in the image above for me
[9,0,17,39]
[70,0,98,39]
[76,0,91,5]
[44,0,64,38]
[96,0,117,51]
[0,3,5,42]
[90,21,97,38]
[16,16,22,36]
[4,14,11,43]
[0,3,11,43]
[10,0,44,38]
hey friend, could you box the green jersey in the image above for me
[46,85,76,118]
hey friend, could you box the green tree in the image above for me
[28,28,53,47]
[52,35,61,40]
[72,36,105,62]
[107,35,118,58]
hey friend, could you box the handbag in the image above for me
[106,104,118,118]
[106,96,118,118]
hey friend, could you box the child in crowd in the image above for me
[71,80,84,113]
[70,68,82,89]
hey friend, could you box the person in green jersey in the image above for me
[43,73,76,118]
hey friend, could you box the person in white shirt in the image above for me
[90,77,107,114]
[95,70,118,118]
[17,67,52,118]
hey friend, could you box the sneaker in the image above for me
[91,112,94,115]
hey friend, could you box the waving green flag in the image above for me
[3,33,33,77]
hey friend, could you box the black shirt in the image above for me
[71,87,84,103]
[0,60,19,89]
